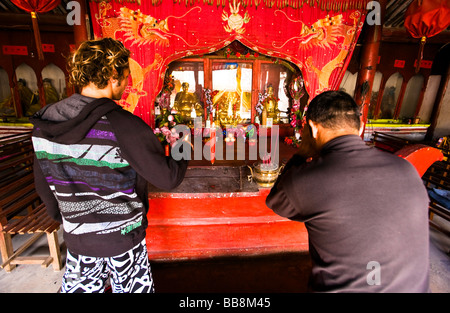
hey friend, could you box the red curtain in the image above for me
[10,0,61,60]
[89,0,368,126]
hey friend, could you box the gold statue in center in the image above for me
[214,92,242,127]
[173,82,203,121]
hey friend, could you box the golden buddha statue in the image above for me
[215,92,242,127]
[43,78,59,105]
[17,79,40,117]
[263,86,280,124]
[173,82,203,121]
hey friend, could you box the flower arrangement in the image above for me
[288,76,305,132]
[284,136,301,148]
[224,47,259,59]
[154,125,179,147]
[154,109,183,147]
[203,88,219,117]
[256,90,279,115]
[157,74,175,109]
[290,103,304,130]
[256,92,266,115]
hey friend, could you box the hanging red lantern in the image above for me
[404,0,450,73]
[10,0,61,60]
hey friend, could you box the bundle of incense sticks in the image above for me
[262,154,271,164]
[210,123,216,165]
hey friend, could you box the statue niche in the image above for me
[263,85,280,124]
[173,82,203,121]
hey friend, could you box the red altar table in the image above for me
[145,139,309,260]
[146,188,308,260]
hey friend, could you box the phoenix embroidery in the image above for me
[119,7,170,47]
[119,7,202,48]
[273,12,361,92]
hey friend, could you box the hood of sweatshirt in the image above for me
[30,93,120,144]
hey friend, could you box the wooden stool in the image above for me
[0,203,62,272]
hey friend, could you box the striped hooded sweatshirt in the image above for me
[31,94,188,257]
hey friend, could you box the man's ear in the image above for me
[308,120,319,139]
[358,116,365,137]
[107,75,116,89]
[109,70,119,86]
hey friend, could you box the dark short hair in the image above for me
[306,91,362,131]
[68,38,130,89]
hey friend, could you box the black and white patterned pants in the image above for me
[61,239,154,293]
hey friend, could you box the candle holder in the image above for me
[225,132,236,145]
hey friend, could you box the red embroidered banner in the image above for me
[89,0,367,126]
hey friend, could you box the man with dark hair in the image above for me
[266,90,430,292]
[31,38,188,293]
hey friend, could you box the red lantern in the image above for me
[404,0,450,72]
[10,0,61,60]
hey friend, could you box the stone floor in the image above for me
[0,215,449,293]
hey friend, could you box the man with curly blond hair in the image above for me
[31,38,188,293]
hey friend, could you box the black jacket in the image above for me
[31,94,188,257]
[266,135,430,292]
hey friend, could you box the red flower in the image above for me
[236,52,241,57]
[245,52,250,58]
[254,52,259,58]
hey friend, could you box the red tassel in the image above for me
[30,12,44,61]
[415,36,426,73]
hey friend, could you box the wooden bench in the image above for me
[371,131,449,235]
[371,131,412,153]
[423,157,450,237]
[0,132,62,272]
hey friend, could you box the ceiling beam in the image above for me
[0,13,73,32]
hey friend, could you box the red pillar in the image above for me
[354,0,387,138]
[426,56,450,141]
[73,0,89,47]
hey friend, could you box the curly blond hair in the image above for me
[68,38,130,89]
